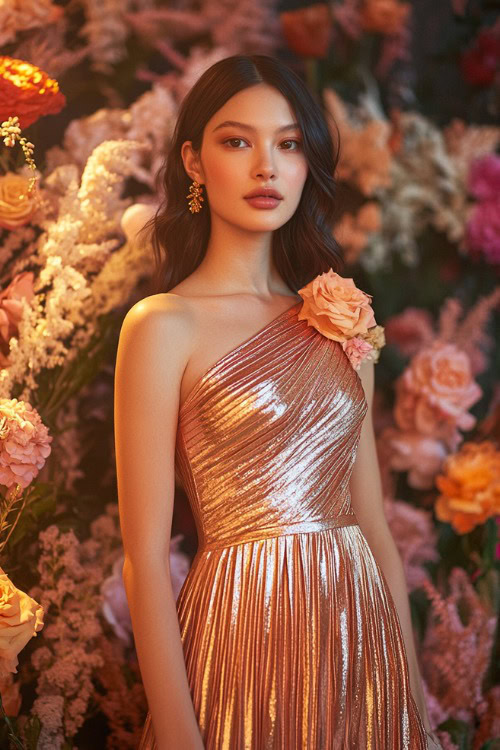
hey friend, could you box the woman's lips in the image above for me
[244,196,282,209]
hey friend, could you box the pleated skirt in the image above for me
[138,525,428,749]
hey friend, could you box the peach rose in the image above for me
[0,172,36,230]
[0,566,44,677]
[297,269,376,343]
[394,341,482,449]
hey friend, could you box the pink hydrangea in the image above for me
[0,398,52,489]
[467,153,500,202]
[465,200,500,265]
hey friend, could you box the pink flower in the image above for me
[101,535,190,646]
[394,341,483,450]
[101,555,133,646]
[297,269,376,342]
[467,153,500,202]
[0,271,35,344]
[384,307,435,357]
[0,398,52,489]
[0,566,44,677]
[381,427,448,489]
[465,200,500,265]
[342,336,374,371]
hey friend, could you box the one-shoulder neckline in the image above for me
[179,299,303,418]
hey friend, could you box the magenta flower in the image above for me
[467,154,500,202]
[465,200,500,265]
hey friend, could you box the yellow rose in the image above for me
[0,566,44,677]
[0,172,36,231]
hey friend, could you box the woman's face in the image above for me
[182,83,309,232]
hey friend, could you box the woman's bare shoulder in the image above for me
[118,292,196,377]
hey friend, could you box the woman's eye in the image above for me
[280,139,302,150]
[222,138,302,150]
[223,138,247,148]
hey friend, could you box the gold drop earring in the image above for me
[186,180,204,214]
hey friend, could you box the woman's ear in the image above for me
[181,140,205,184]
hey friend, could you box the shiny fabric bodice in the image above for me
[175,301,367,552]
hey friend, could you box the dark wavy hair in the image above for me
[143,54,344,295]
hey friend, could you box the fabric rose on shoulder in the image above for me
[297,269,385,370]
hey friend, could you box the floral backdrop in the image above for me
[0,0,499,748]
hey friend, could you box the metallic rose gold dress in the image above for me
[138,300,429,749]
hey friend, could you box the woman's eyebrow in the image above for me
[212,120,300,133]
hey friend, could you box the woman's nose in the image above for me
[254,157,276,180]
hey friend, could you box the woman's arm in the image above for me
[114,296,204,750]
[348,360,433,733]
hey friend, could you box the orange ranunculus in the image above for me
[280,4,332,58]
[297,269,376,342]
[0,567,44,677]
[360,0,411,35]
[0,57,65,129]
[434,441,500,534]
[0,173,37,231]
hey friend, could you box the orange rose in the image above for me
[0,57,65,129]
[0,173,36,230]
[0,566,44,677]
[434,441,500,534]
[297,269,376,343]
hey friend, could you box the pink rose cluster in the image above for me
[381,341,482,489]
[0,397,52,489]
[465,153,500,266]
[297,269,385,370]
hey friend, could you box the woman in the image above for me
[114,54,443,749]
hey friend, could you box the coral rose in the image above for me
[0,566,44,677]
[394,341,482,450]
[0,172,37,230]
[0,398,52,489]
[298,269,376,342]
[0,57,65,130]
[434,441,500,534]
